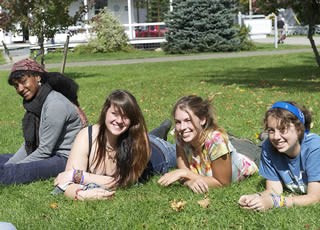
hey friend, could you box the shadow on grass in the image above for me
[63,72,99,80]
[186,55,320,93]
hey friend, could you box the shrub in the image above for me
[238,25,256,51]
[73,44,96,54]
[88,7,131,53]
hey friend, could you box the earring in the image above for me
[38,81,42,87]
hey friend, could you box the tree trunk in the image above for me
[38,34,45,68]
[308,23,320,68]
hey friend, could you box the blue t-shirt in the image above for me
[259,133,320,194]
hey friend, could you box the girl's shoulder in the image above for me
[206,130,228,144]
[303,133,320,148]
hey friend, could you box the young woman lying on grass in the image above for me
[0,59,86,185]
[54,90,176,200]
[239,101,320,211]
[158,95,258,193]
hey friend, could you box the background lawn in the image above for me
[35,42,311,64]
[0,52,6,65]
[0,51,320,229]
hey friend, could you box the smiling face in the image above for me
[105,104,131,138]
[12,75,41,101]
[174,107,206,147]
[267,115,301,158]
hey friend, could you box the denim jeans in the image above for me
[0,153,67,184]
[138,135,176,179]
[149,134,177,169]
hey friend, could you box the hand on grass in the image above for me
[238,193,273,211]
[54,170,74,186]
[158,169,187,186]
[185,178,209,194]
[77,188,115,201]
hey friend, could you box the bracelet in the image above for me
[279,195,284,207]
[270,193,281,208]
[74,188,83,200]
[73,170,84,184]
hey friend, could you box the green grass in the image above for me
[32,42,312,64]
[1,51,320,229]
[0,52,6,65]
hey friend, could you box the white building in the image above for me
[0,0,172,45]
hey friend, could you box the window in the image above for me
[95,0,108,14]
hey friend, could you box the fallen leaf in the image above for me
[197,198,210,208]
[49,203,58,209]
[170,199,186,212]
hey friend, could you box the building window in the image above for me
[95,0,108,14]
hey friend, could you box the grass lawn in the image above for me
[0,52,6,65]
[1,51,320,229]
[35,42,312,64]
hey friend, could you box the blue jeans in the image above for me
[149,134,177,169]
[139,135,177,180]
[0,154,67,184]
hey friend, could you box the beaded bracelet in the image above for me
[270,194,287,208]
[73,170,84,184]
[270,193,281,208]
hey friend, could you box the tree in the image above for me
[146,0,170,22]
[88,7,130,53]
[0,0,93,66]
[255,0,320,68]
[162,0,241,54]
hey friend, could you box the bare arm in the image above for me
[54,125,117,189]
[158,145,232,193]
[64,183,115,201]
[238,180,283,211]
[285,182,320,207]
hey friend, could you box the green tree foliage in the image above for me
[0,0,93,66]
[162,0,242,54]
[146,0,170,22]
[255,0,320,67]
[88,7,130,53]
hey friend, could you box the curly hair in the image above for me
[264,101,312,143]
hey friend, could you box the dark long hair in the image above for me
[93,90,150,186]
[264,101,312,143]
[8,70,80,106]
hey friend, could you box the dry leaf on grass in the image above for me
[49,203,58,209]
[170,199,186,212]
[197,198,210,208]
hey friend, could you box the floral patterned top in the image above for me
[178,130,258,183]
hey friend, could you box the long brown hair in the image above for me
[93,90,151,186]
[172,93,227,150]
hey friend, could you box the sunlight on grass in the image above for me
[1,51,320,229]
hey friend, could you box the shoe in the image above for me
[160,119,172,141]
[149,119,172,140]
[258,131,268,141]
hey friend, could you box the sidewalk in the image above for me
[0,36,319,71]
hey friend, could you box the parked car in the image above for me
[135,25,168,38]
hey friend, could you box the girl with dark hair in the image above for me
[54,90,176,200]
[0,58,86,184]
[239,101,320,211]
[158,95,258,193]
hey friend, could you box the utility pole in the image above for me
[249,0,252,15]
